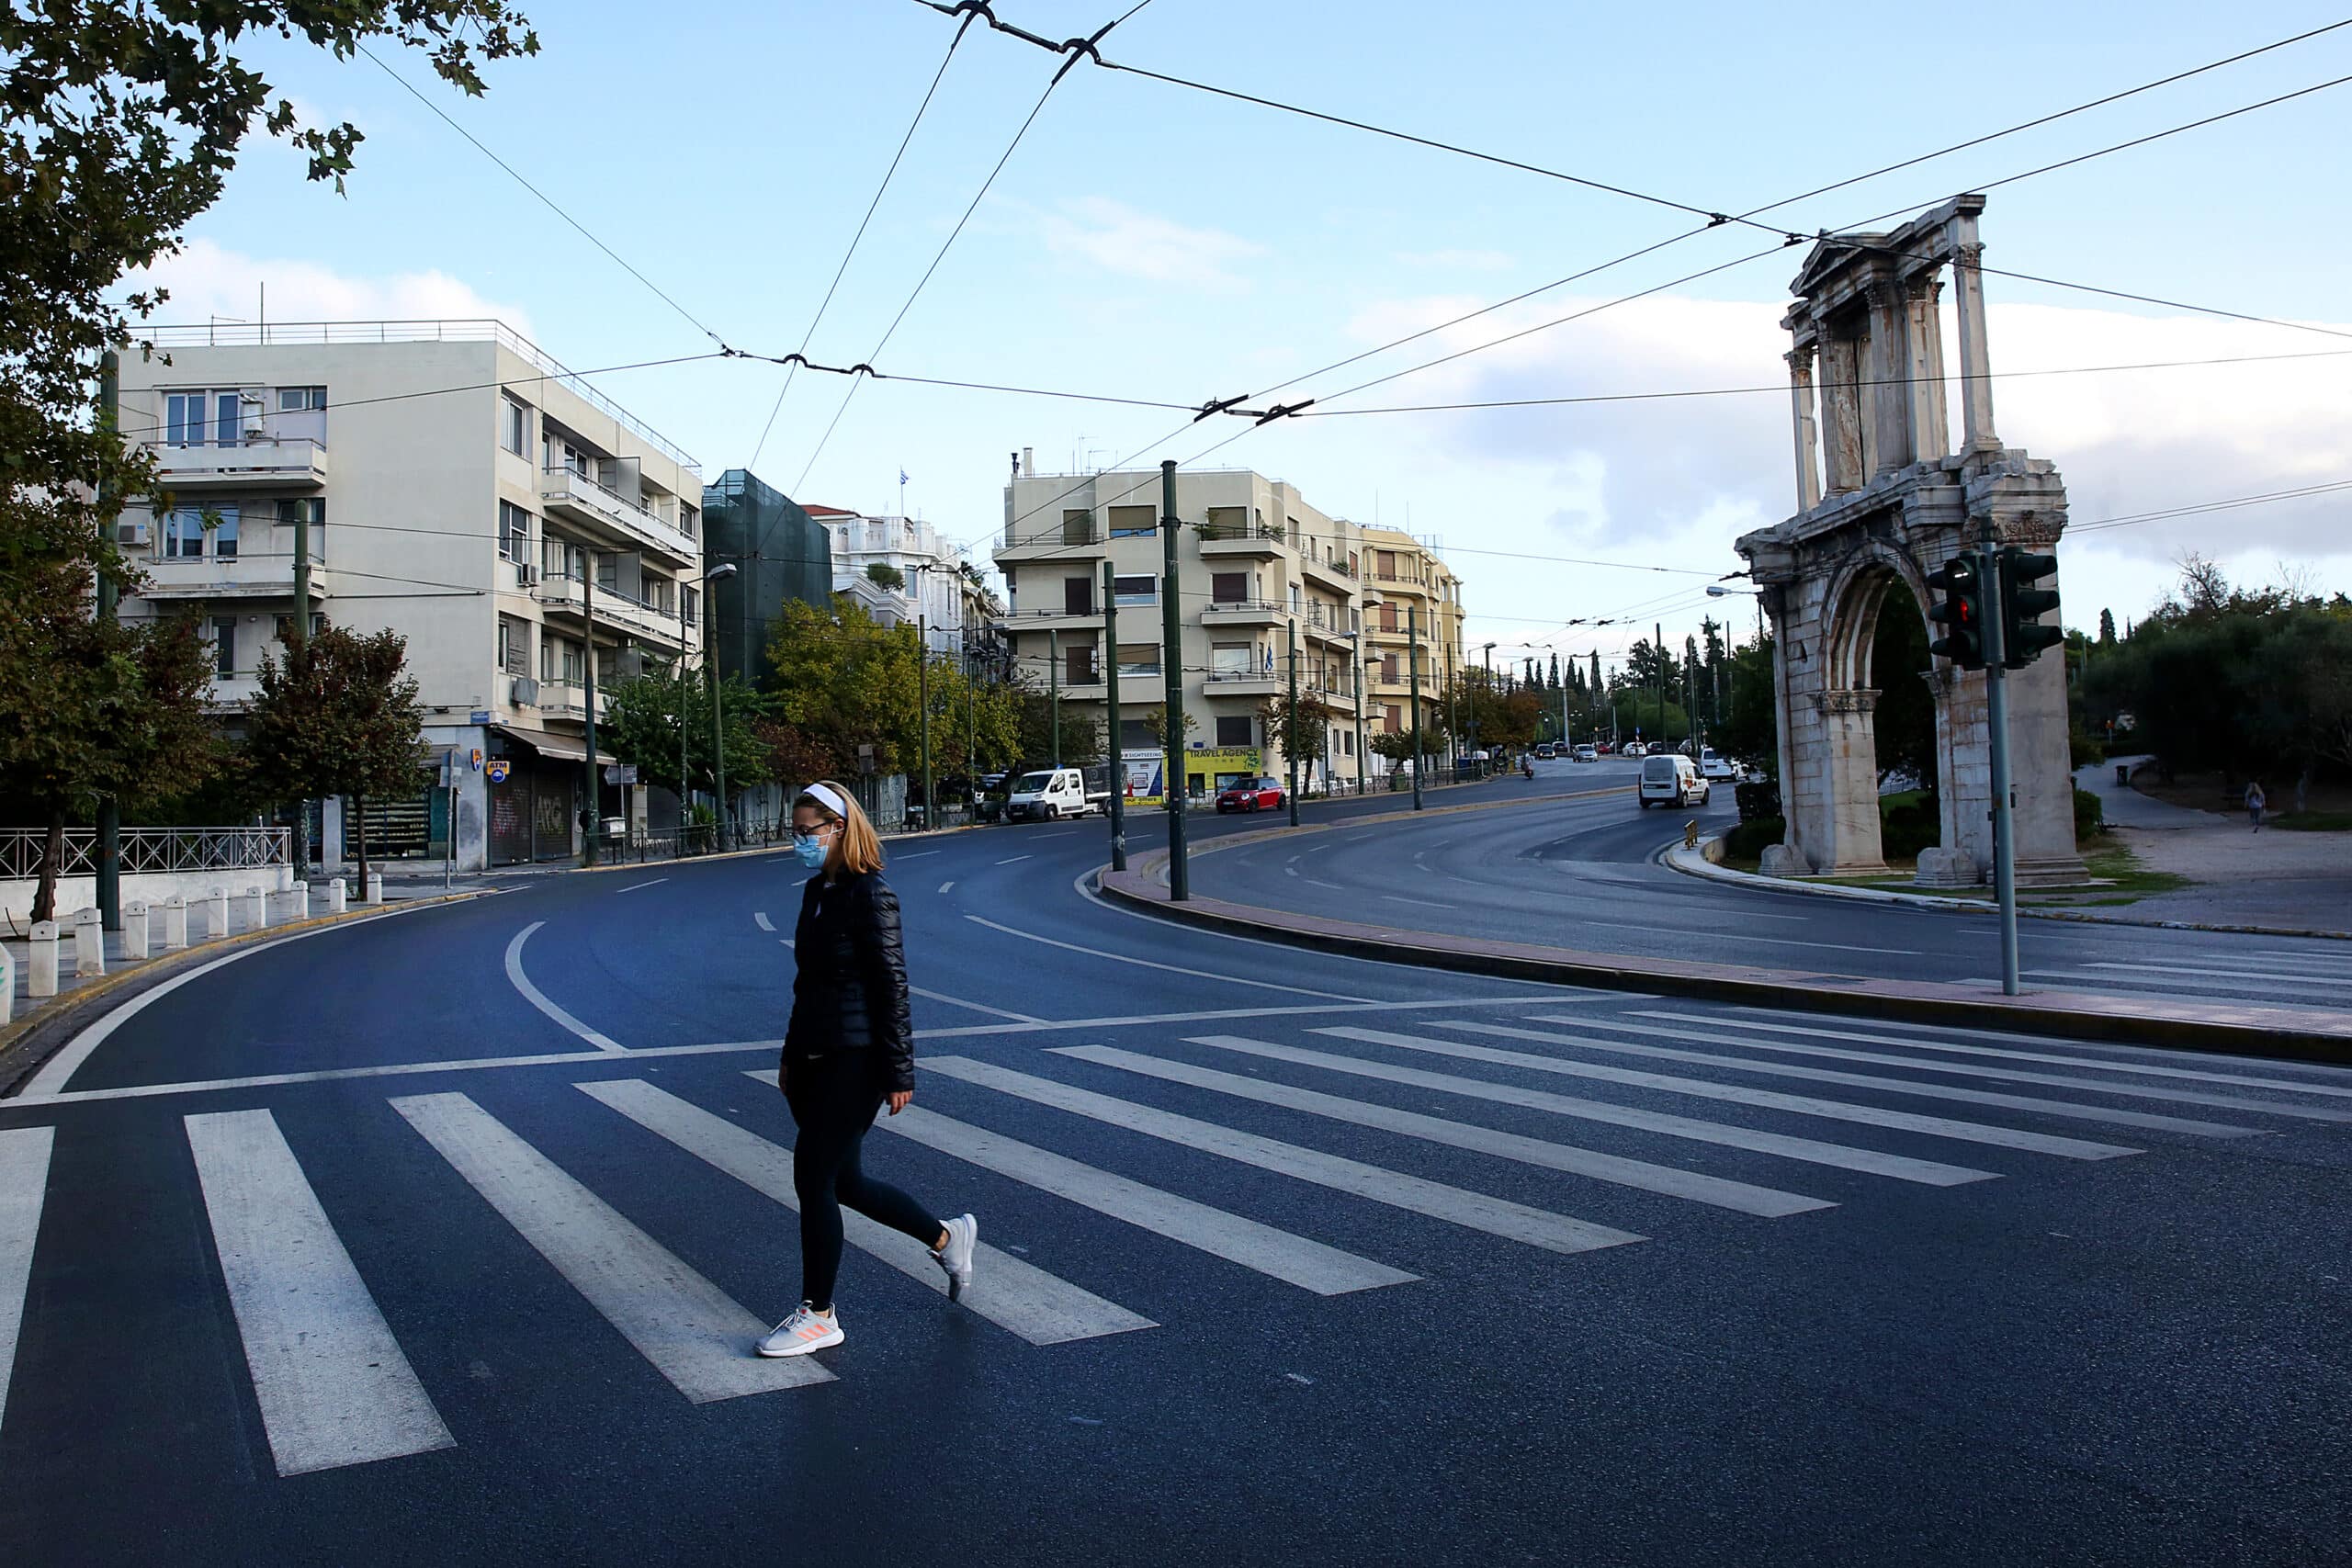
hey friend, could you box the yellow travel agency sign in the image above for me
[1121,747,1263,807]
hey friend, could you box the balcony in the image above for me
[996,605,1105,634]
[996,521,1104,563]
[1302,553,1358,592]
[1196,521,1286,561]
[540,466,695,567]
[1199,598,1283,627]
[536,682,610,724]
[1305,605,1357,647]
[137,544,329,603]
[536,573,685,649]
[1202,669,1283,697]
[150,438,327,491]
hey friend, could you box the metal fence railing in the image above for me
[0,827,289,880]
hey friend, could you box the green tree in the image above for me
[765,596,920,777]
[1713,635,1778,777]
[599,662,771,805]
[865,562,906,592]
[1255,691,1335,783]
[245,626,428,894]
[1870,581,1937,790]
[0,565,218,919]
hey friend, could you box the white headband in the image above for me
[801,783,850,821]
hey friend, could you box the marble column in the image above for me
[1905,273,1950,463]
[1864,278,1913,478]
[1949,218,2000,454]
[1786,347,1823,513]
[1817,325,1864,493]
[1814,687,1887,874]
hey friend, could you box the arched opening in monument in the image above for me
[1820,563,1940,871]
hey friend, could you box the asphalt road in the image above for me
[1199,755,2352,1012]
[1,800,2346,1566]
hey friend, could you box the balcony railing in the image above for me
[1304,554,1359,581]
[997,522,1103,553]
[150,437,328,488]
[541,466,695,563]
[537,682,610,722]
[0,826,288,880]
[1195,519,1284,543]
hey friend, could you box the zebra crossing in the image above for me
[2003,945,2352,1010]
[2,1001,2347,1483]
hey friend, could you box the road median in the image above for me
[1098,855,2352,1066]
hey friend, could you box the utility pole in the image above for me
[582,569,601,867]
[1284,617,1301,826]
[1049,627,1061,768]
[1979,540,2021,997]
[710,659,727,852]
[1102,561,1125,871]
[95,351,122,929]
[964,644,976,805]
[918,614,933,835]
[1653,621,1665,748]
[1444,642,1456,775]
[1408,607,1425,811]
[678,651,691,852]
[1159,460,1190,898]
[1351,631,1367,799]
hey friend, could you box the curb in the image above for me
[1155,782,1634,871]
[0,889,487,1097]
[1096,856,2352,1066]
[1662,837,2352,942]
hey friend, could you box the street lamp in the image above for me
[1476,640,1496,768]
[686,561,737,852]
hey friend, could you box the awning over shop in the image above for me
[491,724,616,766]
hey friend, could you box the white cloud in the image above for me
[123,236,533,339]
[1032,197,1268,291]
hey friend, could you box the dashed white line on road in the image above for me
[996,855,1033,865]
[938,881,956,894]
[615,878,668,894]
[896,850,940,860]
[752,912,775,932]
[963,915,1359,1000]
[1306,878,1344,891]
[503,922,625,1054]
[1381,895,1443,908]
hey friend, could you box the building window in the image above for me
[498,501,533,562]
[1384,704,1401,735]
[1381,653,1398,682]
[683,585,700,626]
[1118,717,1157,750]
[680,503,698,540]
[275,612,326,646]
[164,507,208,558]
[1115,643,1159,677]
[499,615,531,678]
[212,617,236,679]
[1216,715,1252,747]
[211,504,240,559]
[1340,730,1354,757]
[1113,575,1156,607]
[1378,604,1398,634]
[1061,509,1095,547]
[276,497,324,547]
[1288,585,1302,615]
[1211,571,1250,604]
[1109,505,1155,538]
[164,390,241,447]
[502,397,531,457]
[277,386,327,412]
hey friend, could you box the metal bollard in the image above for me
[121,900,151,961]
[243,886,268,931]
[71,908,106,977]
[205,886,231,939]
[28,921,59,998]
[161,895,189,951]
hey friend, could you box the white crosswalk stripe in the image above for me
[2008,969,2346,1007]
[1463,1020,2256,1137]
[391,1091,833,1401]
[869,1100,1416,1296]
[2073,962,2352,990]
[1176,1035,1994,1186]
[922,1055,1645,1257]
[1560,1016,2352,1124]
[185,1110,455,1475]
[1056,1045,1833,1218]
[1313,1026,2141,1159]
[0,1126,55,1442]
[2026,964,2352,995]
[593,1077,1153,1343]
[1652,1011,2352,1100]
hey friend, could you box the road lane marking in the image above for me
[1182,1036,1991,1187]
[1485,1020,2257,1138]
[1380,895,1444,909]
[390,1092,831,1400]
[1644,1012,2352,1102]
[1605,922,1924,956]
[590,1080,1152,1345]
[895,851,941,860]
[503,923,625,1054]
[1306,878,1344,891]
[964,916,1359,1001]
[938,882,955,894]
[1586,1016,2352,1124]
[20,900,458,1098]
[753,912,775,932]
[995,855,1033,866]
[614,879,668,894]
[922,1056,1645,1258]
[5,998,1584,1109]
[1313,1027,2139,1160]
[2066,963,2352,991]
[184,1110,454,1475]
[910,986,1043,1023]
[0,1127,55,1438]
[1060,1046,1830,1218]
[872,1102,1414,1295]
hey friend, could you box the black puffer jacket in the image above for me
[784,869,914,1090]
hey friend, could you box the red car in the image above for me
[1215,776,1288,813]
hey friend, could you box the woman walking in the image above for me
[759,782,976,1359]
[2245,779,2267,833]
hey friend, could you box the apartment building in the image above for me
[993,466,1374,800]
[1357,526,1467,773]
[115,320,707,869]
[810,506,977,659]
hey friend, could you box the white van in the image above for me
[1637,752,1709,809]
[1006,767,1100,821]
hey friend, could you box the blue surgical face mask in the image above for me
[792,834,829,869]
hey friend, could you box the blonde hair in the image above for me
[797,780,884,877]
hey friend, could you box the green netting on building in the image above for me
[701,468,831,688]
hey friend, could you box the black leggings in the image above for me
[786,1054,939,1311]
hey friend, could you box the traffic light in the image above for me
[1998,547,2064,670]
[1926,554,1987,671]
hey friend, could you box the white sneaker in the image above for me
[935,1213,977,1302]
[757,1303,843,1358]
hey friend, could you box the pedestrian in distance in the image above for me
[2245,779,2267,832]
[759,780,976,1359]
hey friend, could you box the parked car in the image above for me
[1699,749,1737,782]
[1622,742,1647,759]
[1215,776,1288,813]
[1006,765,1110,820]
[1638,751,1710,808]
[1572,744,1598,762]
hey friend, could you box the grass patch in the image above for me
[2059,840,2192,899]
[2273,810,2352,832]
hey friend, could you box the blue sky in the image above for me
[148,0,2352,669]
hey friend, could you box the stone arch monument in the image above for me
[1736,195,2086,886]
